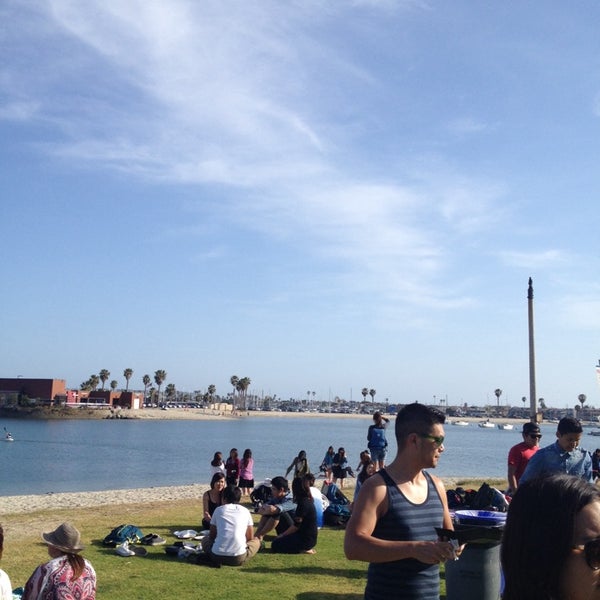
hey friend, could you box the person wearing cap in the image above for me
[22,522,96,600]
[520,417,593,484]
[506,422,542,495]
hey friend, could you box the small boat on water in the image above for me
[478,420,495,429]
[4,433,14,442]
[588,430,600,437]
[451,420,470,426]
[498,423,514,431]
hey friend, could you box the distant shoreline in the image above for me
[1,406,538,424]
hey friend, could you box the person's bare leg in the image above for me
[255,516,279,540]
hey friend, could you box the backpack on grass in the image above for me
[103,524,144,547]
[250,483,272,509]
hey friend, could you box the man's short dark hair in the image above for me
[394,402,445,447]
[222,485,242,504]
[557,417,583,435]
[271,476,289,491]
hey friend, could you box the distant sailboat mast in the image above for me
[596,360,600,389]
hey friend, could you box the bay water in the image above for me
[0,418,567,496]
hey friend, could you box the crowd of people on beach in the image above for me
[4,408,600,599]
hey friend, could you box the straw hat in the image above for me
[42,522,84,553]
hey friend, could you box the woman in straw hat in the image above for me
[22,522,96,600]
[0,524,13,600]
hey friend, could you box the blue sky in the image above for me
[2,1,600,407]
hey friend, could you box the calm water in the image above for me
[0,418,566,496]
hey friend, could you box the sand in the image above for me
[0,484,210,516]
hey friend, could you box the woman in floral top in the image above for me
[22,522,96,600]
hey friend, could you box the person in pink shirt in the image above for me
[239,448,254,497]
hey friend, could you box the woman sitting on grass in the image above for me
[22,522,96,600]
[271,475,318,555]
[202,472,226,531]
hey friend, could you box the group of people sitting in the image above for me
[200,473,319,567]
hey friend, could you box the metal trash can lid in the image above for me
[455,509,507,527]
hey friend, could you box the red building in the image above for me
[0,378,67,404]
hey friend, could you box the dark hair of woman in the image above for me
[210,452,223,466]
[501,473,600,600]
[292,476,311,502]
[210,472,225,488]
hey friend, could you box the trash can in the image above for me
[443,510,506,600]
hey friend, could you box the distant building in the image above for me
[0,378,66,405]
[0,378,142,410]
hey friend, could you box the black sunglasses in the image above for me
[528,434,542,439]
[573,538,600,570]
[418,433,445,447]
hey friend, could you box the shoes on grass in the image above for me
[141,533,166,545]
[116,541,147,557]
[173,529,198,539]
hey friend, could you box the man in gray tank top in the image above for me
[344,403,459,599]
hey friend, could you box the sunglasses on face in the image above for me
[528,434,542,439]
[418,433,445,447]
[573,538,600,570]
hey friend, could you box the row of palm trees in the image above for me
[79,368,226,407]
[361,387,376,403]
[230,375,251,410]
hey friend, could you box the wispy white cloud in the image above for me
[559,295,600,330]
[0,101,40,121]
[498,249,568,270]
[1,0,514,317]
[446,117,490,136]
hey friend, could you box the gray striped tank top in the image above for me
[364,469,444,600]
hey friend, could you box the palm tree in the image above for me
[154,370,167,404]
[80,374,99,391]
[238,377,251,410]
[123,368,133,391]
[165,383,176,402]
[494,388,502,408]
[578,394,587,412]
[521,396,526,408]
[361,387,369,402]
[369,388,376,404]
[208,384,216,402]
[142,374,151,404]
[230,375,239,407]
[110,380,118,392]
[99,369,110,390]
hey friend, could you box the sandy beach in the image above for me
[0,483,210,516]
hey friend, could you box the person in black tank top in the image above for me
[344,403,460,600]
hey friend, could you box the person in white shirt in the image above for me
[201,485,261,566]
[0,525,13,600]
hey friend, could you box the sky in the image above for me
[2,1,600,408]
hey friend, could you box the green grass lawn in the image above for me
[1,479,504,599]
